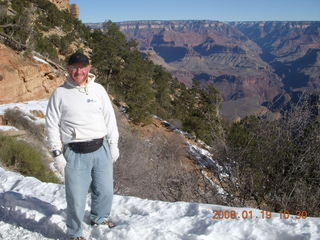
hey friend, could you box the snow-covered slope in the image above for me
[0,167,319,240]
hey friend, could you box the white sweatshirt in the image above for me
[45,73,119,151]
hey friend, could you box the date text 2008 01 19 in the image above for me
[211,210,308,220]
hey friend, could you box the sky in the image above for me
[69,0,320,23]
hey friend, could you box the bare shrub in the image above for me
[114,114,220,204]
[150,134,219,203]
[4,108,46,142]
[214,92,320,216]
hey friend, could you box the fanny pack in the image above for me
[68,138,104,154]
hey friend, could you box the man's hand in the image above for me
[53,154,67,177]
[109,143,119,163]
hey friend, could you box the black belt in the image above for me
[68,138,103,154]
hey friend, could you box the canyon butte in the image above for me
[88,20,320,120]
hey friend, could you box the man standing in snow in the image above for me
[45,52,119,240]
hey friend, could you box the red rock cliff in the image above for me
[48,0,79,18]
[0,44,65,104]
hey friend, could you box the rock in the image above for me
[0,44,65,104]
[118,20,282,107]
[115,20,320,119]
[47,0,79,19]
[0,115,7,125]
[30,110,45,118]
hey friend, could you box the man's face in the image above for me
[67,63,91,86]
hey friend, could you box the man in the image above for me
[46,52,119,240]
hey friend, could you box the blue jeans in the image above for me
[63,139,113,238]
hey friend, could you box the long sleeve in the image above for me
[100,87,119,145]
[45,91,62,151]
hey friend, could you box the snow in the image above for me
[152,115,196,140]
[33,56,49,65]
[0,167,319,240]
[0,99,48,116]
[187,142,229,179]
[1,100,320,239]
[0,99,48,125]
[0,125,19,131]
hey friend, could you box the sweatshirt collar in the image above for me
[65,73,96,95]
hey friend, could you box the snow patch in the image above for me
[0,99,48,126]
[0,99,48,116]
[0,126,19,131]
[33,56,49,65]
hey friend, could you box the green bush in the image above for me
[0,134,60,183]
[11,0,30,13]
[35,33,58,60]
[48,34,60,47]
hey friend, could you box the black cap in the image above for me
[67,52,90,65]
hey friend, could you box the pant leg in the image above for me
[64,146,93,237]
[90,140,114,224]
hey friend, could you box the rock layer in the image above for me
[0,44,65,104]
[111,20,320,118]
[117,20,282,105]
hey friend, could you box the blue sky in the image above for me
[69,0,320,23]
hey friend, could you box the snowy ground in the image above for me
[0,99,48,126]
[1,100,320,239]
[0,126,19,131]
[1,167,320,240]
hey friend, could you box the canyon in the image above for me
[88,20,320,119]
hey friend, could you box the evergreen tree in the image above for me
[152,65,174,118]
